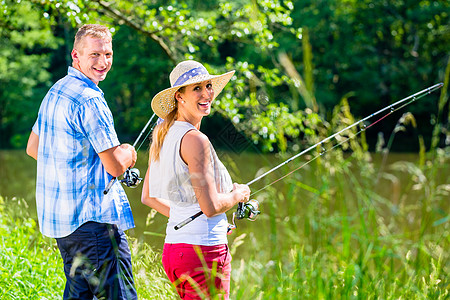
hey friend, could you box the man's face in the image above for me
[71,36,113,85]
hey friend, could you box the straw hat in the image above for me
[151,60,235,119]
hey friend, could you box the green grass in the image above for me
[0,197,64,299]
[0,196,178,300]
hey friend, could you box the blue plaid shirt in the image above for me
[32,67,135,238]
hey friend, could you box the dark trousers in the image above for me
[56,222,138,300]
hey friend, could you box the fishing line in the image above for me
[248,88,431,196]
[249,144,335,197]
[134,113,157,151]
[245,83,443,187]
[174,82,444,229]
[135,115,159,152]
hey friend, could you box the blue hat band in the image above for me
[173,66,209,87]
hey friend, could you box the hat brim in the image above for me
[151,70,235,119]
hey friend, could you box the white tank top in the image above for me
[148,121,233,245]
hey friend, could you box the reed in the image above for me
[225,105,449,299]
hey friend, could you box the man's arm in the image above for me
[26,131,39,160]
[98,143,137,178]
[26,120,136,178]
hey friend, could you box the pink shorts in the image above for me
[162,243,232,300]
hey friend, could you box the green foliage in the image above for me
[0,196,64,298]
[0,0,448,153]
[291,0,449,113]
[213,57,324,152]
[0,0,61,148]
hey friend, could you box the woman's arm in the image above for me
[141,165,170,218]
[180,130,250,218]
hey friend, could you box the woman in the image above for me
[141,60,251,299]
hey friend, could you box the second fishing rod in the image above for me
[174,82,444,230]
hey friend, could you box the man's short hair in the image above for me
[73,24,112,51]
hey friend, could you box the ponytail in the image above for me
[149,107,178,162]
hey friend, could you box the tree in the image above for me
[288,0,449,149]
[32,0,318,152]
[1,0,448,152]
[0,0,61,148]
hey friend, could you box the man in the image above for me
[26,24,138,299]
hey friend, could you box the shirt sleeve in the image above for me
[74,97,120,153]
[32,119,39,135]
[32,100,46,136]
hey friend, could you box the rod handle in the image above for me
[174,211,204,230]
[103,177,117,195]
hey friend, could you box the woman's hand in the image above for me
[232,183,251,203]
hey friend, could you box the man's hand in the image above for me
[120,143,137,168]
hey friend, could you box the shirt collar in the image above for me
[67,66,104,96]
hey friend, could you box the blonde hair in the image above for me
[149,106,178,162]
[73,24,112,51]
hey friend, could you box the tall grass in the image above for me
[225,102,449,299]
[0,196,178,300]
[228,166,448,298]
[0,196,64,299]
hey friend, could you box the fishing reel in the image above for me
[236,199,260,220]
[104,167,142,194]
[120,168,142,188]
[227,199,260,234]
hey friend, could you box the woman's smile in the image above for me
[198,100,211,109]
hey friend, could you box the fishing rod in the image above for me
[104,113,157,195]
[174,82,444,230]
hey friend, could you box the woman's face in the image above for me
[177,80,214,118]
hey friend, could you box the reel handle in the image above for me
[120,168,142,188]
